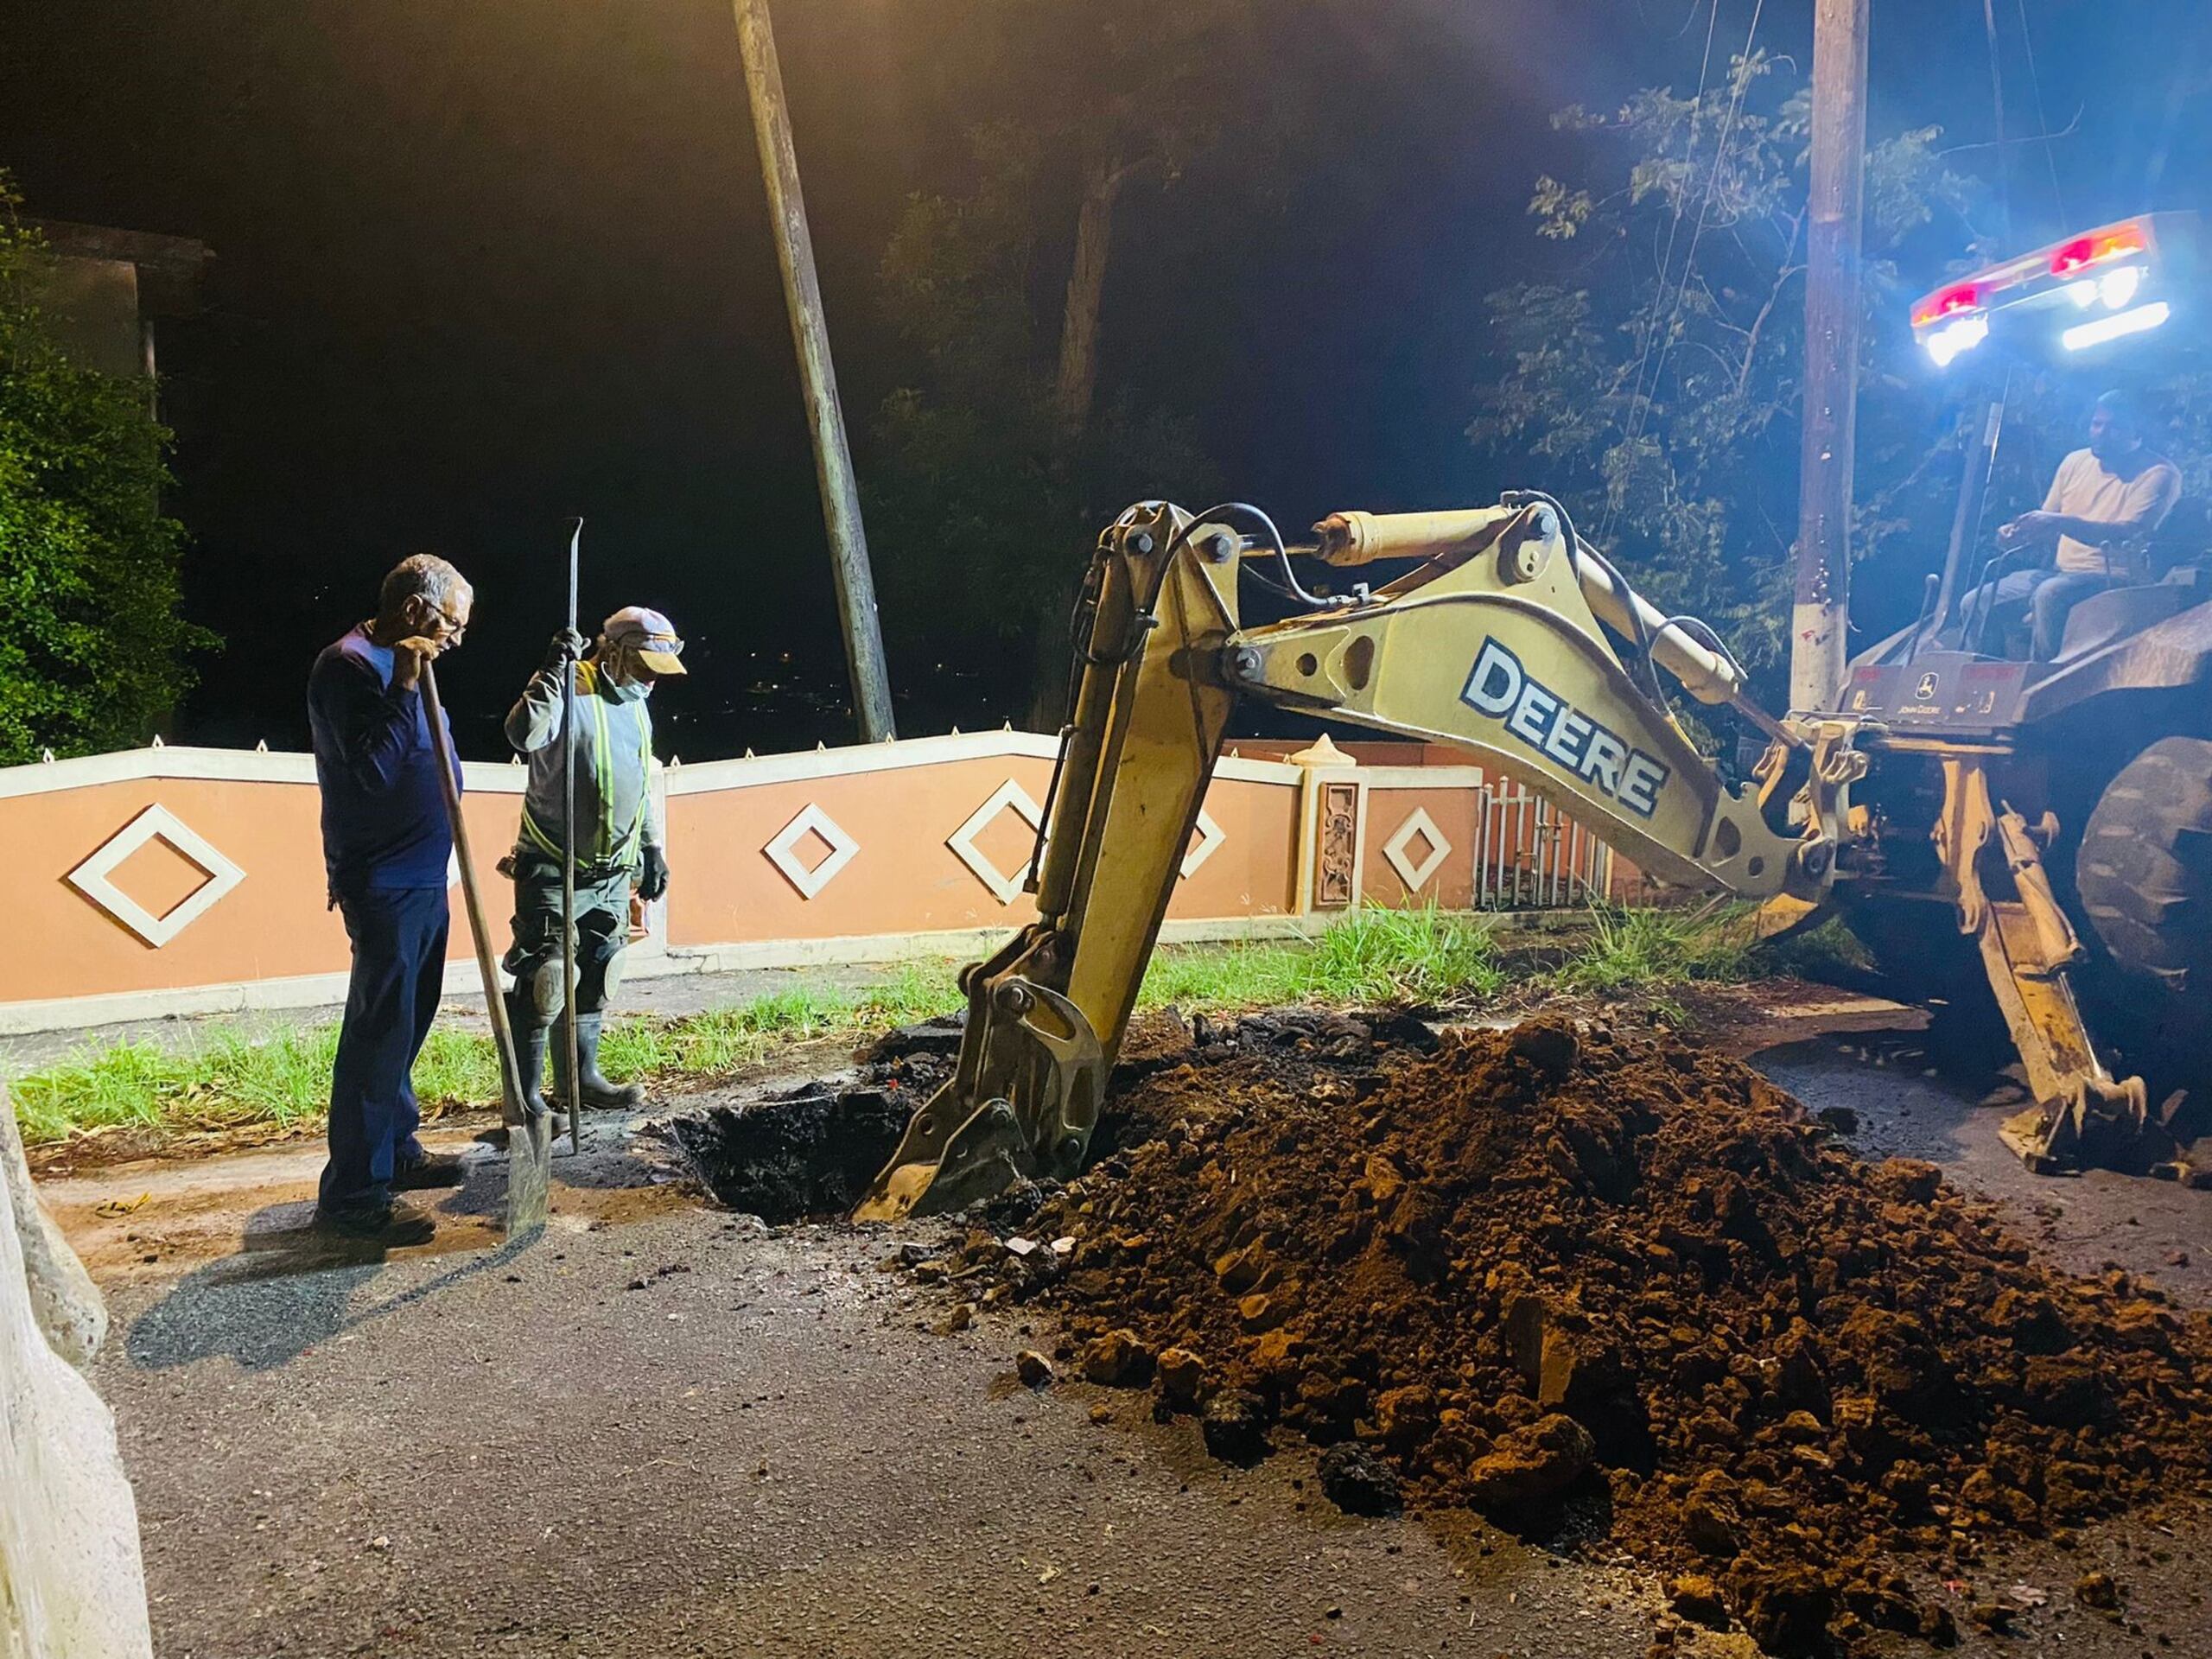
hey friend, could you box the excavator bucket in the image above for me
[853,505,1243,1223]
[1997,1077,2174,1176]
[855,963,1106,1222]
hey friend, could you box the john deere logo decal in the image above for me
[1915,671,1940,702]
[1460,638,1671,818]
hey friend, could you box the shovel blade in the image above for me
[505,1115,553,1236]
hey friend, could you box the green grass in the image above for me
[1554,901,1758,994]
[11,901,1833,1152]
[1137,905,1507,1014]
[6,1026,505,1147]
[8,963,969,1150]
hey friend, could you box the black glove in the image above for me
[543,627,587,673]
[639,843,670,901]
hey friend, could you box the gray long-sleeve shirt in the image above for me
[504,660,664,865]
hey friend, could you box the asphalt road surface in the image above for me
[69,1020,2212,1658]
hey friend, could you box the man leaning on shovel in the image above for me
[497,607,683,1132]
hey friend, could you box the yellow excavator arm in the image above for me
[854,495,1849,1221]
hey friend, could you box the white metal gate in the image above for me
[1471,783,1614,910]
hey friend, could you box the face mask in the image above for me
[600,646,654,702]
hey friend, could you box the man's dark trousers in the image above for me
[320,886,450,1215]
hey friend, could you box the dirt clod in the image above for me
[1200,1389,1271,1464]
[1666,1574,1730,1630]
[1082,1329,1154,1388]
[1317,1440,1402,1516]
[1156,1344,1207,1407]
[1469,1411,1599,1510]
[2075,1569,2122,1610]
[1968,1601,2018,1633]
[915,1012,2212,1657]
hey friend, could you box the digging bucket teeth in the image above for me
[853,969,1105,1224]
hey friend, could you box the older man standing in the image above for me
[500,607,683,1125]
[306,555,474,1243]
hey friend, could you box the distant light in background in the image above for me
[2062,300,2171,353]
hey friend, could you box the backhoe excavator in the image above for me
[855,489,2209,1222]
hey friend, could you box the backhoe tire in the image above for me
[2075,736,2212,994]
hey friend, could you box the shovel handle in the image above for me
[422,663,529,1128]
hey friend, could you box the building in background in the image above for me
[21,217,210,396]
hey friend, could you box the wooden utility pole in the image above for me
[1792,0,1871,713]
[733,0,897,742]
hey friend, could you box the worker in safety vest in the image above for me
[499,607,682,1124]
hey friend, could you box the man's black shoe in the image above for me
[312,1198,436,1245]
[393,1149,465,1190]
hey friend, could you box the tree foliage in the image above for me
[0,178,209,762]
[866,116,1218,724]
[1470,52,1986,690]
[863,1,1274,724]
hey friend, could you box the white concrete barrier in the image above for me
[0,1083,150,1658]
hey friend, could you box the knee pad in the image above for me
[578,942,628,1015]
[522,957,566,1024]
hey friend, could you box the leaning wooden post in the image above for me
[732,0,898,743]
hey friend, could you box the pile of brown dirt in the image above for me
[928,1013,2212,1655]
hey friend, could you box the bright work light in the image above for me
[1923,314,1990,368]
[2061,301,2171,353]
[1909,215,2194,369]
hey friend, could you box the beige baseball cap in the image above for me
[603,606,687,676]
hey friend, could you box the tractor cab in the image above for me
[1850,213,2207,699]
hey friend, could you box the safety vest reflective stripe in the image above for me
[522,659,650,862]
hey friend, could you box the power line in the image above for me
[1602,0,1723,546]
[1607,0,1768,544]
[2012,0,2069,228]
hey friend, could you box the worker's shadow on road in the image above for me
[124,1119,680,1373]
[123,1195,541,1374]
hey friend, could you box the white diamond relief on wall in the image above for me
[1180,810,1226,880]
[1382,806,1451,893]
[66,804,247,948]
[764,803,860,899]
[948,779,1046,906]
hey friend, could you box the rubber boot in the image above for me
[503,991,569,1136]
[558,1013,644,1110]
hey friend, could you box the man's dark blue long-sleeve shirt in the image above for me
[308,625,460,899]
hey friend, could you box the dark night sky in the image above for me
[0,0,2203,758]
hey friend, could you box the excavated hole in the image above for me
[664,1079,917,1224]
[660,1019,966,1223]
[658,1007,1424,1225]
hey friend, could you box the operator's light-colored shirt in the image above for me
[2044,446,2183,576]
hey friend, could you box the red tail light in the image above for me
[1911,283,1983,329]
[2051,224,2147,276]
